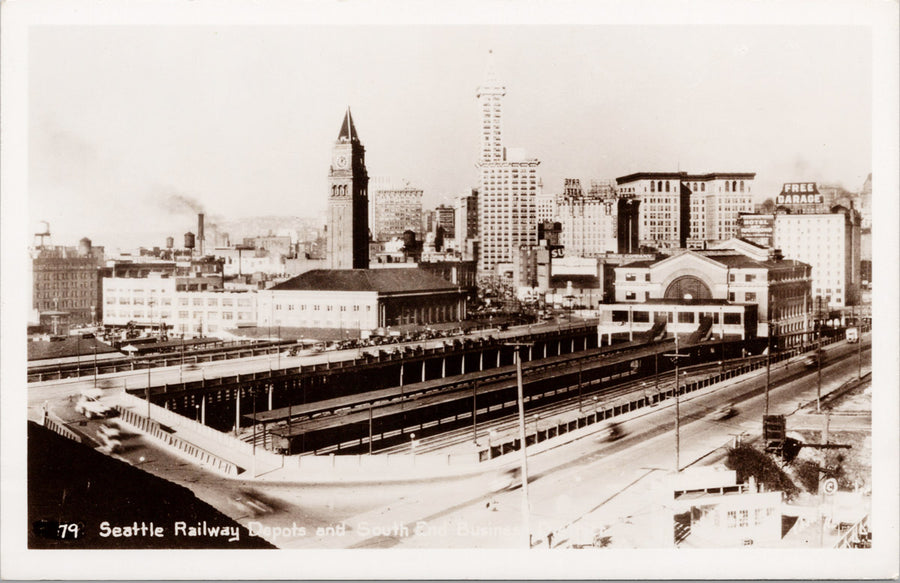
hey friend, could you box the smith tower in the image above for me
[476,51,540,274]
[328,108,369,269]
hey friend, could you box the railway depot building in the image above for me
[611,245,811,337]
[259,268,467,331]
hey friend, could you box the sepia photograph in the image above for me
[2,0,898,579]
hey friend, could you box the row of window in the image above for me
[274,304,371,313]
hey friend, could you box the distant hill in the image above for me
[217,215,324,245]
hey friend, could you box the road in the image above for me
[28,320,591,408]
[93,336,869,549]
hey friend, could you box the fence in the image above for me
[114,404,240,476]
[40,413,83,443]
[834,514,870,548]
[296,452,480,472]
[474,335,856,462]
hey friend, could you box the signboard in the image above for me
[763,414,786,453]
[738,214,775,248]
[777,183,824,206]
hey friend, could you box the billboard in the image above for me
[776,182,824,205]
[738,213,775,248]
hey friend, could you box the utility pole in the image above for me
[664,336,689,473]
[577,358,583,412]
[765,327,772,417]
[505,341,534,548]
[472,380,478,443]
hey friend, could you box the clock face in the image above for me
[336,154,349,169]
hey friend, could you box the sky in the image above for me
[27,23,872,250]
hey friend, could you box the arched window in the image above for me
[651,181,655,192]
[732,180,737,192]
[740,180,745,192]
[725,181,730,192]
[658,181,663,192]
[665,181,670,192]
[701,183,706,192]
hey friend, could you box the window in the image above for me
[222,312,234,320]
[612,310,628,322]
[645,274,650,282]
[728,292,736,301]
[745,274,756,282]
[633,311,650,323]
[739,510,749,527]
[625,273,636,282]
[207,298,218,306]
[744,292,757,302]
[727,511,737,528]
[729,274,735,282]
[193,298,203,306]
[677,312,694,323]
[625,292,636,300]
[179,298,189,306]
[724,313,741,325]
[179,311,189,319]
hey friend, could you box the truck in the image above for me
[845,327,859,343]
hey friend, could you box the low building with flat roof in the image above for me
[259,268,467,332]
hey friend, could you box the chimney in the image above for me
[198,213,205,256]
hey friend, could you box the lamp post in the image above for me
[765,325,772,417]
[664,336,689,473]
[93,345,98,388]
[577,358,583,412]
[472,380,479,444]
[503,341,535,548]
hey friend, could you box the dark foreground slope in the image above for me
[27,422,275,549]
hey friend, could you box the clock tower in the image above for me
[327,108,369,269]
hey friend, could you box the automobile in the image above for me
[804,349,826,369]
[845,327,859,343]
[602,422,625,442]
[75,389,115,419]
[96,422,124,453]
[712,404,738,421]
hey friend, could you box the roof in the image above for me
[269,269,460,294]
[27,337,119,361]
[616,171,757,184]
[549,274,600,289]
[619,260,656,268]
[337,108,360,143]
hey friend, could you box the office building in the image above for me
[372,178,424,241]
[557,178,618,257]
[615,172,755,250]
[476,51,540,274]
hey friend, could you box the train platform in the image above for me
[97,336,868,487]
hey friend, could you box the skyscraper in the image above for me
[476,51,540,274]
[327,108,369,269]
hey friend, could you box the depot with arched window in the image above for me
[608,241,812,338]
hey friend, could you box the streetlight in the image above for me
[577,359,583,412]
[664,336,689,473]
[472,380,479,444]
[410,433,417,456]
[506,341,534,548]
